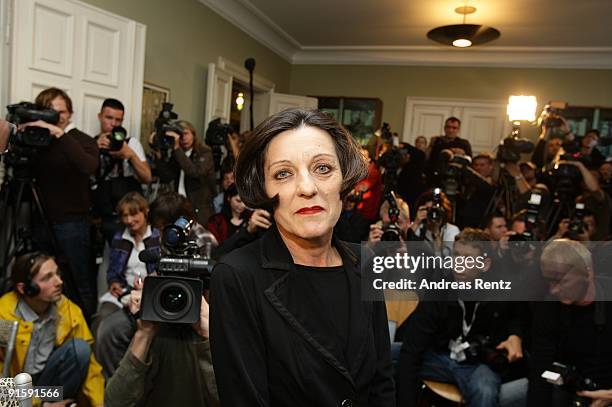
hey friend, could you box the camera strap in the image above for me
[449,300,480,361]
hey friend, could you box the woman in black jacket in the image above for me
[209,108,395,407]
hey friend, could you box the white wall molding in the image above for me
[292,46,612,69]
[199,0,612,69]
[198,0,298,62]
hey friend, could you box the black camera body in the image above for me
[152,103,182,151]
[466,335,508,370]
[542,362,598,392]
[510,190,543,242]
[106,126,127,152]
[497,134,535,164]
[550,154,583,198]
[205,118,233,147]
[141,217,213,324]
[6,102,59,148]
[427,188,446,224]
[567,202,586,240]
[381,191,401,241]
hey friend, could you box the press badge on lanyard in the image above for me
[449,300,480,362]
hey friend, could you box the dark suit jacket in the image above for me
[209,226,395,407]
[154,143,215,224]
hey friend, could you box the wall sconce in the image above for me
[235,92,245,111]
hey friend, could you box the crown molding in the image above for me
[198,0,298,62]
[198,0,612,69]
[292,46,612,69]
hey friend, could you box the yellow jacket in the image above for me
[0,291,104,406]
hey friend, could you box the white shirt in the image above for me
[178,148,193,197]
[122,137,147,178]
[123,225,152,287]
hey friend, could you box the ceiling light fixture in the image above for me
[427,5,500,48]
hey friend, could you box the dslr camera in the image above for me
[427,187,446,224]
[380,191,402,241]
[105,126,127,152]
[141,217,213,324]
[465,335,509,370]
[566,202,587,240]
[6,102,59,148]
[152,103,183,152]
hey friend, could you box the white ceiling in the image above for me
[199,0,612,68]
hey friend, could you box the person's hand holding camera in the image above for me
[109,281,124,298]
[247,209,272,234]
[576,389,612,407]
[554,218,570,239]
[165,130,181,150]
[368,222,383,242]
[495,335,523,363]
[109,141,135,160]
[18,120,64,138]
[410,205,428,233]
[191,295,210,339]
[96,134,111,149]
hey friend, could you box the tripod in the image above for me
[482,168,519,226]
[0,159,80,303]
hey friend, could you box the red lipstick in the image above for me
[296,206,324,215]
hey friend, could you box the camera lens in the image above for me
[159,285,188,314]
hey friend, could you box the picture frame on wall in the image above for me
[141,82,170,148]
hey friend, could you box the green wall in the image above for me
[290,65,612,136]
[80,0,292,134]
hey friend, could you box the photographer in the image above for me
[212,164,234,214]
[104,277,219,407]
[0,252,104,407]
[529,239,612,407]
[150,120,215,225]
[397,229,528,407]
[368,193,411,242]
[426,117,473,185]
[93,99,152,241]
[409,189,460,249]
[27,87,99,319]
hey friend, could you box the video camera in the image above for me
[205,118,234,171]
[439,151,471,198]
[152,103,183,152]
[497,133,535,164]
[6,102,59,148]
[549,154,583,198]
[140,217,213,324]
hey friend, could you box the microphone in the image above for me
[138,248,160,263]
[14,373,33,407]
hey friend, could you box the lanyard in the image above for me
[458,299,480,338]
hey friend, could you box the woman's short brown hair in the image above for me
[117,191,149,217]
[234,108,368,209]
[35,87,73,113]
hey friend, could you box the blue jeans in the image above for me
[36,339,91,399]
[52,221,96,318]
[420,350,501,407]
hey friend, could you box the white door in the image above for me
[403,97,511,154]
[204,63,233,129]
[9,0,146,138]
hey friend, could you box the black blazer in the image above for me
[209,226,395,407]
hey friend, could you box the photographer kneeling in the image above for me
[104,277,218,407]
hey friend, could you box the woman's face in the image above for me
[229,194,245,215]
[180,128,195,150]
[264,125,343,242]
[121,209,147,235]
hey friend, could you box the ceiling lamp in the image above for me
[427,6,500,48]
